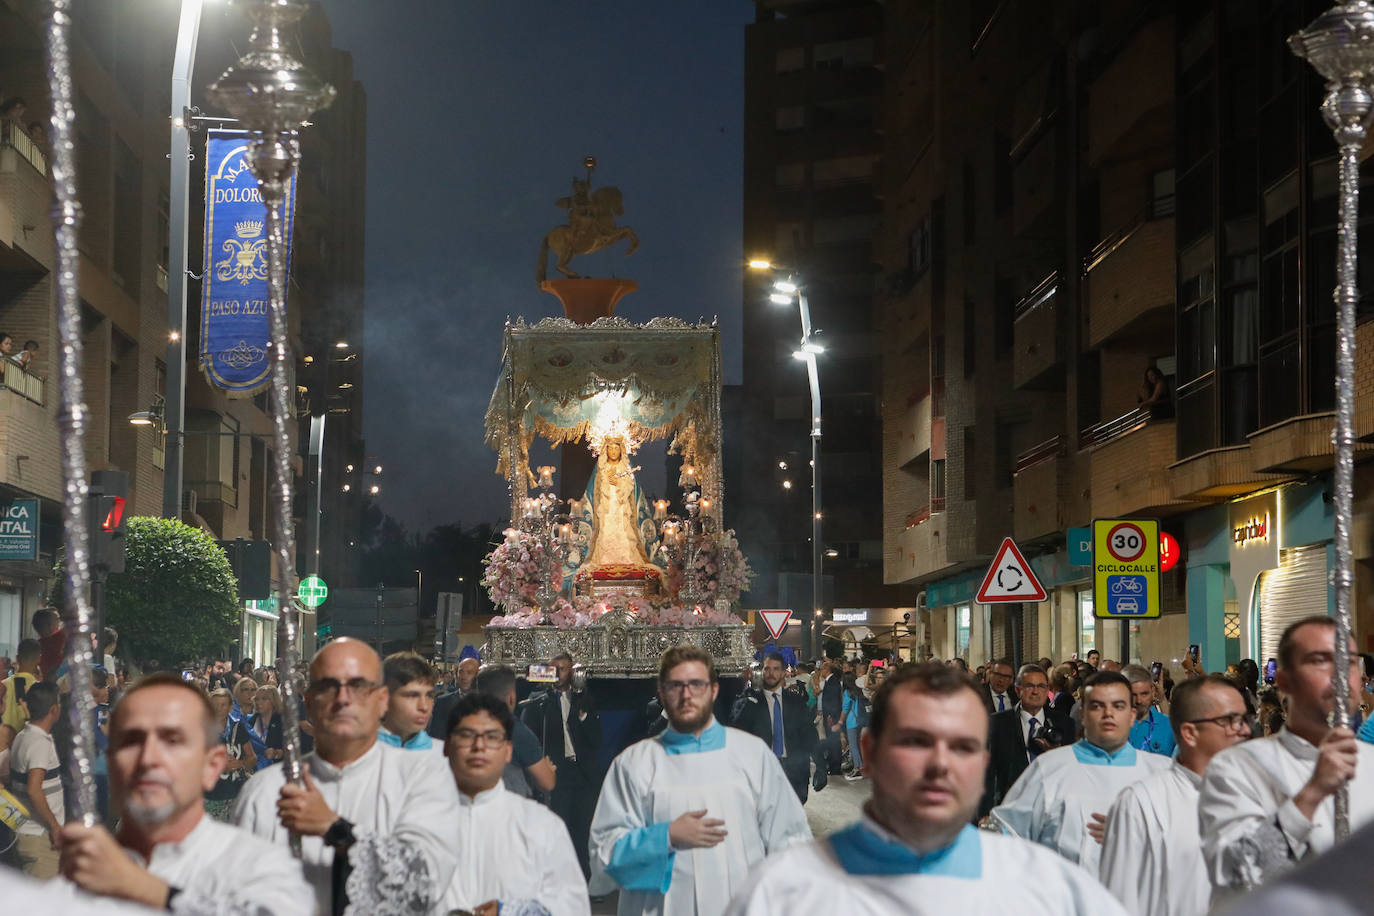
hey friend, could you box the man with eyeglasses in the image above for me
[437,692,589,916]
[589,646,809,916]
[1199,615,1374,901]
[979,664,1071,819]
[991,671,1169,873]
[1122,665,1176,757]
[235,637,460,915]
[1100,675,1250,916]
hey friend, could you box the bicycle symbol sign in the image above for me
[1105,522,1147,563]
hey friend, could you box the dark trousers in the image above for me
[824,724,844,773]
[781,755,809,804]
[551,756,599,878]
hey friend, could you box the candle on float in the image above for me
[537,465,556,489]
[503,527,521,547]
[522,498,541,519]
[560,524,573,545]
[700,498,713,512]
[653,499,669,521]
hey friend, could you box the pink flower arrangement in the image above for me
[482,529,563,609]
[661,529,754,606]
[487,595,742,629]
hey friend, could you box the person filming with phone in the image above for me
[521,652,602,877]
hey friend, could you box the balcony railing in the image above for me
[1015,435,1063,474]
[1014,271,1059,321]
[1079,407,1150,451]
[931,495,946,513]
[906,505,931,529]
[0,120,48,176]
[186,479,238,509]
[1,363,44,405]
[1082,197,1175,275]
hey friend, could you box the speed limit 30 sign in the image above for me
[1092,518,1161,618]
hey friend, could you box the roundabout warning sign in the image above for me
[1092,518,1160,618]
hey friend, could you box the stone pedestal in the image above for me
[540,277,638,323]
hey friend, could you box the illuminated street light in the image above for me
[769,292,793,306]
[369,484,380,495]
[777,460,787,470]
[782,479,793,490]
[341,483,351,492]
[748,258,773,270]
[373,464,383,474]
[773,279,798,294]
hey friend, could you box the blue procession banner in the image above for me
[199,129,297,395]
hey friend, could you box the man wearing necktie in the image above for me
[730,652,818,803]
[978,664,1070,819]
[980,659,1015,715]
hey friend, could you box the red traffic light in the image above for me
[101,496,126,532]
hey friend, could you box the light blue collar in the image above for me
[658,719,726,755]
[377,726,433,751]
[1072,739,1137,766]
[831,817,982,878]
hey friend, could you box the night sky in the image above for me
[316,1,754,531]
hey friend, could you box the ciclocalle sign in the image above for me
[199,130,297,395]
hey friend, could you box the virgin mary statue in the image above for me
[579,434,661,578]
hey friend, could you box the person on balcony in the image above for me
[1137,367,1173,419]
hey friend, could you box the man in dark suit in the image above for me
[426,655,481,741]
[819,658,844,774]
[520,652,602,877]
[978,663,1072,819]
[980,658,1016,714]
[731,651,819,802]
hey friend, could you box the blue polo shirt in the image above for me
[1128,707,1175,757]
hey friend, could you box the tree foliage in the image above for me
[54,517,239,667]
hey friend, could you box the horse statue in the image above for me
[537,176,640,283]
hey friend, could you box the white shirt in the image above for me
[134,815,314,914]
[9,722,62,836]
[1199,727,1374,898]
[1099,761,1209,916]
[439,780,590,916]
[725,813,1128,916]
[235,741,461,915]
[991,741,1170,873]
[559,689,577,760]
[990,691,1012,713]
[589,720,810,916]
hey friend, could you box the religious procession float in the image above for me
[479,162,756,680]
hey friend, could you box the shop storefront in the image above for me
[1185,479,1336,671]
[241,599,279,667]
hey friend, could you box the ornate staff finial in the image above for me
[206,0,334,855]
[1289,0,1374,845]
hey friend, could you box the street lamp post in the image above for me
[163,0,205,519]
[750,261,824,659]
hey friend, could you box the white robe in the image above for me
[589,719,810,916]
[990,740,1169,873]
[724,814,1128,916]
[1098,761,1208,916]
[235,741,461,916]
[438,779,590,916]
[1198,727,1374,898]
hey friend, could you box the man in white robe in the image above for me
[589,646,810,916]
[57,672,313,914]
[1199,615,1374,900]
[437,691,589,916]
[1099,674,1251,916]
[726,662,1126,916]
[990,670,1169,872]
[236,638,460,915]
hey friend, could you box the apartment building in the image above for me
[0,0,366,664]
[740,0,915,648]
[880,0,1374,674]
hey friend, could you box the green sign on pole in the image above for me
[297,575,329,609]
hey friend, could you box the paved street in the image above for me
[590,771,868,914]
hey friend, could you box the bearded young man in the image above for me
[57,673,312,913]
[725,663,1126,915]
[588,646,809,916]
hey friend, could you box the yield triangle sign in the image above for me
[975,537,1047,604]
[760,609,792,640]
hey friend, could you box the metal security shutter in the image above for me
[1256,546,1329,663]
